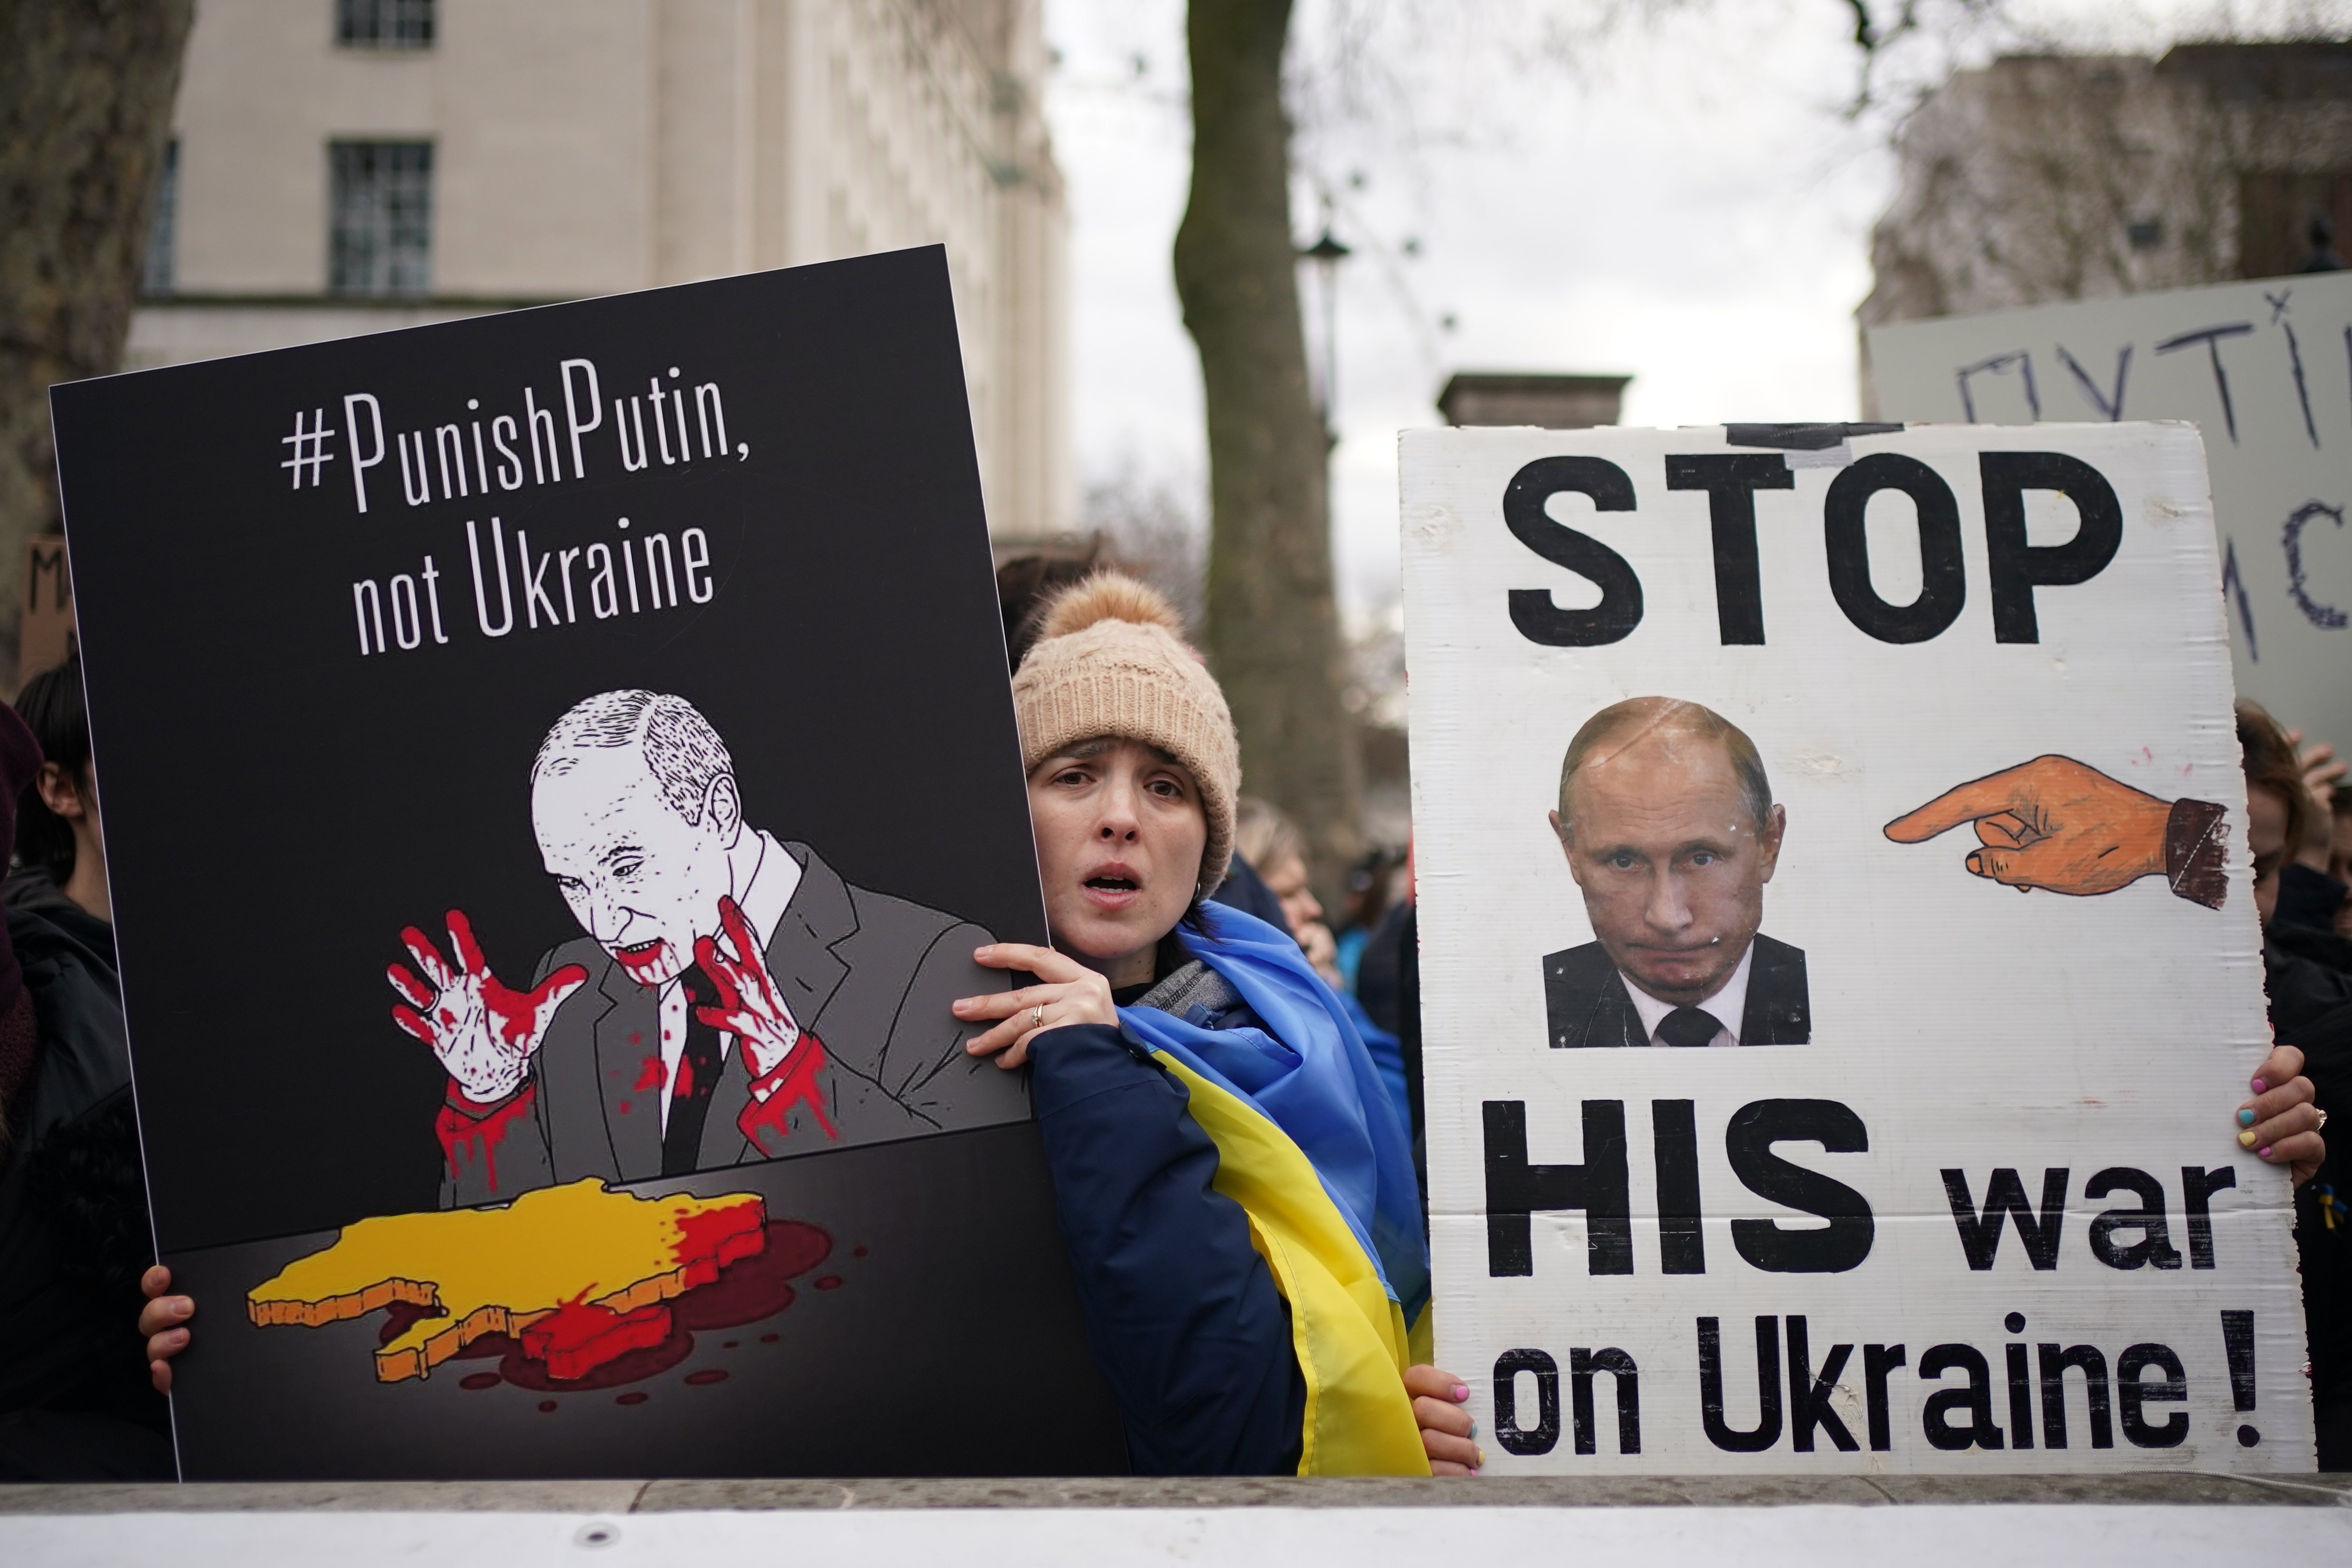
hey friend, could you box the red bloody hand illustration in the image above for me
[694,894,803,1079]
[389,909,590,1102]
[1883,755,2176,896]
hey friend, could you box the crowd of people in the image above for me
[0,567,2337,1479]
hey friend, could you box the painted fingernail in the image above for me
[2259,1146,2275,1159]
[2238,1109,2257,1126]
[1477,1446,1487,1468]
[2253,1078,2269,1093]
[1450,1382,1470,1401]
[2239,1129,2258,1147]
[1469,1421,1479,1438]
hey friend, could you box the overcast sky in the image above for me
[1037,0,2327,614]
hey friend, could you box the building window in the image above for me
[337,0,434,48]
[142,139,178,296]
[329,141,432,296]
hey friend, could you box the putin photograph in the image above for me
[1541,696,1810,1048]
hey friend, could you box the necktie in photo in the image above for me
[1656,1006,1720,1047]
[664,965,727,1176]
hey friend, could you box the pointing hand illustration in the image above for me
[1884,755,2224,904]
[388,909,590,1102]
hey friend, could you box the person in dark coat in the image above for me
[0,698,169,1480]
[2241,702,2350,1469]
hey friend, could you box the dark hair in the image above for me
[996,546,1103,671]
[13,656,89,882]
[2235,699,2308,859]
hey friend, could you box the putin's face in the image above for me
[1550,729,1784,1007]
[532,745,738,988]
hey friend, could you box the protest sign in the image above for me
[19,535,73,680]
[49,247,1125,1480]
[1868,272,2352,759]
[1401,421,2312,1473]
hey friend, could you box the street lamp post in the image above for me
[1300,225,1351,440]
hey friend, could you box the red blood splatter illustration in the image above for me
[634,1057,667,1091]
[722,1341,739,1350]
[735,1034,839,1145]
[537,1400,559,1413]
[813,1275,843,1291]
[519,1290,674,1381]
[615,941,671,984]
[673,1220,831,1331]
[491,1327,695,1392]
[401,1220,832,1397]
[617,1101,631,1115]
[852,1245,868,1259]
[671,1050,696,1103]
[615,1392,649,1406]
[432,1084,538,1193]
[669,1203,770,1290]
[683,1369,729,1386]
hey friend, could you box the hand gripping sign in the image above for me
[1402,421,2313,1473]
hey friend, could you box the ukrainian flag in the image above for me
[1119,902,1433,1476]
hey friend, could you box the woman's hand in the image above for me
[2240,1044,2325,1188]
[138,1265,194,1393]
[1403,1363,1480,1476]
[955,943,1120,1070]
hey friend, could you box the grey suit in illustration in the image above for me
[438,842,1028,1206]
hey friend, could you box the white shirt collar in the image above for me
[731,828,800,956]
[1619,940,1754,1048]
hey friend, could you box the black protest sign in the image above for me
[51,248,1122,1479]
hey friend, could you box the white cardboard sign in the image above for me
[1401,421,2311,1473]
[1868,273,2352,758]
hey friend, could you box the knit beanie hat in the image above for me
[1013,572,1241,896]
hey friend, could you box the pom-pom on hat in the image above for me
[1013,572,1241,895]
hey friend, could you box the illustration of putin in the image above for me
[386,689,1028,1205]
[1542,696,1810,1047]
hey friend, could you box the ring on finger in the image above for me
[2320,1107,2330,1132]
[1030,1003,1044,1028]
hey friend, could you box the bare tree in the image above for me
[1175,0,1366,894]
[1084,455,1209,632]
[1162,0,2054,890]
[0,0,192,686]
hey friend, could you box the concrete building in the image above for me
[131,0,1072,538]
[1858,42,2352,407]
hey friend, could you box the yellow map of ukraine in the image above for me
[247,1178,768,1383]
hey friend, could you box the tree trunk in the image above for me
[0,0,193,686]
[1175,0,1362,897]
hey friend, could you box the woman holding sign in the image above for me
[140,572,1470,1476]
[952,574,1470,1476]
